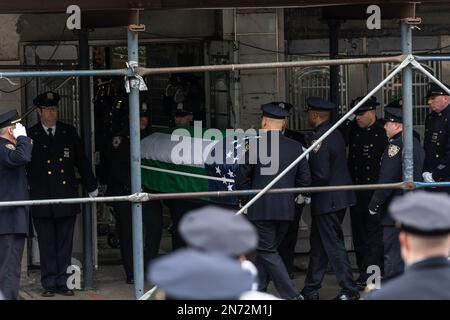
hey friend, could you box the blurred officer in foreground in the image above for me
[179,206,259,291]
[368,102,425,281]
[365,191,450,300]
[148,248,254,300]
[104,108,163,283]
[422,82,450,188]
[235,102,311,300]
[272,101,309,277]
[300,97,359,300]
[342,96,387,289]
[0,110,33,300]
[27,91,98,297]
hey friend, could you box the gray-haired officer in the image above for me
[422,83,450,187]
[235,102,311,300]
[0,110,33,300]
[300,97,359,300]
[147,248,254,300]
[365,191,450,300]
[342,96,387,289]
[27,91,98,297]
[368,101,425,280]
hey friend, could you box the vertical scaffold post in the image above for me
[401,21,414,182]
[127,28,144,299]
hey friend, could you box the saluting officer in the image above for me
[27,91,98,297]
[342,96,387,290]
[103,108,163,284]
[0,110,33,300]
[365,191,450,300]
[422,82,450,187]
[300,97,359,300]
[235,102,311,300]
[368,101,425,281]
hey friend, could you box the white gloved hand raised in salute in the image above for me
[13,123,27,138]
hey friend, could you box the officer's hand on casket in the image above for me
[13,123,27,138]
[88,188,99,198]
[422,172,435,183]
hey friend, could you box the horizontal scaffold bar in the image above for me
[0,69,128,78]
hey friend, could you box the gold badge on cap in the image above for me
[5,143,15,150]
[47,92,53,99]
[388,144,400,158]
[312,140,322,153]
[112,136,122,148]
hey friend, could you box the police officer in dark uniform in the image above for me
[269,102,309,277]
[368,102,425,281]
[365,191,450,300]
[422,82,450,187]
[300,97,359,300]
[27,92,98,297]
[103,108,163,283]
[342,96,387,289]
[0,110,33,300]
[235,102,311,300]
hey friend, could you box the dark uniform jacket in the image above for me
[309,121,356,215]
[27,121,97,218]
[365,257,450,300]
[347,120,388,185]
[235,131,311,221]
[424,104,450,181]
[368,132,425,225]
[0,136,33,235]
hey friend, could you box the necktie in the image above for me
[47,128,54,143]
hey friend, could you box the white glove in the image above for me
[369,209,377,215]
[13,123,27,138]
[295,194,306,205]
[422,172,435,183]
[88,189,99,198]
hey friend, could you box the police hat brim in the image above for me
[0,110,20,129]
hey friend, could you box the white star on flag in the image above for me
[215,166,221,175]
[227,169,235,178]
[226,151,233,159]
[221,176,228,185]
[227,184,234,191]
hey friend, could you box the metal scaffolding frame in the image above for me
[2,16,450,299]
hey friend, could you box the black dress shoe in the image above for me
[333,292,360,300]
[58,288,75,296]
[302,292,319,300]
[41,289,56,297]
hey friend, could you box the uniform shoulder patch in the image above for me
[5,143,15,150]
[112,136,122,148]
[388,144,400,158]
[312,140,322,153]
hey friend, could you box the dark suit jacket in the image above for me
[0,136,33,235]
[309,121,356,215]
[365,257,450,300]
[236,131,311,221]
[27,121,97,218]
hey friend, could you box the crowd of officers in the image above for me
[1,81,450,300]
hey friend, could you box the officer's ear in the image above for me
[36,107,42,118]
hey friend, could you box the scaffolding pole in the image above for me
[0,69,127,78]
[127,28,145,300]
[401,22,414,182]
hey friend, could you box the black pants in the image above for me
[350,191,383,281]
[166,200,206,251]
[302,210,358,296]
[0,234,25,300]
[383,226,404,280]
[33,216,76,290]
[278,204,304,274]
[253,220,299,300]
[112,200,163,279]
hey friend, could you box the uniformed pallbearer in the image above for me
[235,102,311,300]
[300,97,358,300]
[0,110,33,300]
[422,82,450,187]
[27,91,98,297]
[343,96,387,289]
[365,191,450,300]
[368,101,425,281]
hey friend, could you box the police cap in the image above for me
[261,102,290,119]
[305,96,337,112]
[389,191,450,236]
[383,99,403,123]
[179,206,258,256]
[426,82,450,99]
[351,96,380,115]
[0,109,20,129]
[33,91,60,108]
[147,248,253,300]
